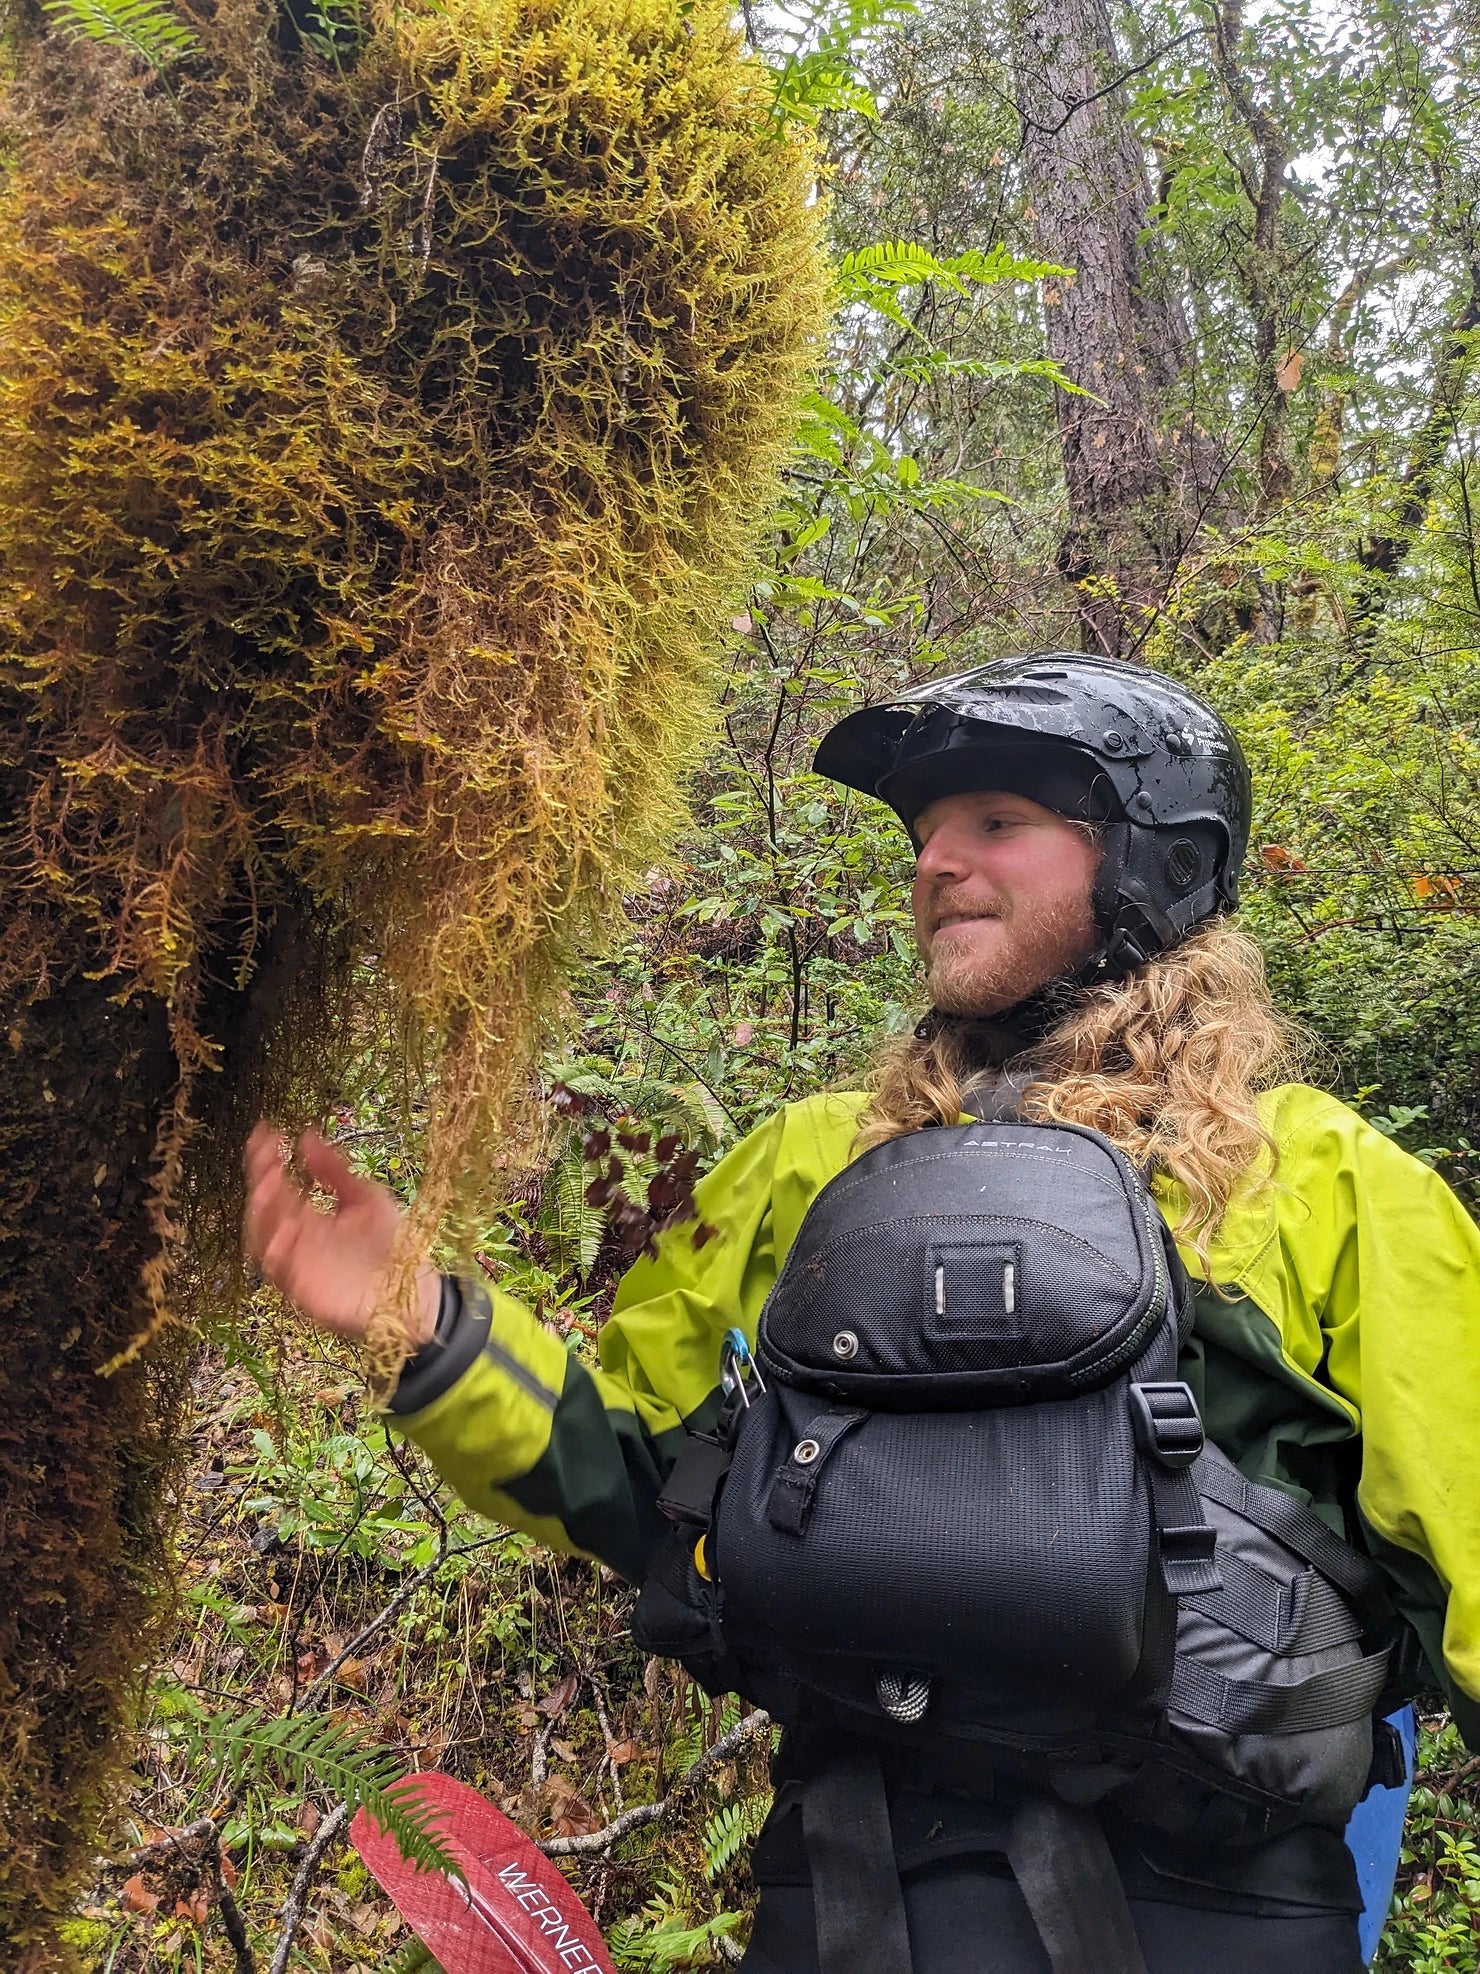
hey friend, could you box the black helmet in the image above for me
[813,652,1251,979]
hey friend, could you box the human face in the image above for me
[911,789,1101,1016]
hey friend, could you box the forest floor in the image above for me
[75,1312,1480,1973]
[74,1310,775,1974]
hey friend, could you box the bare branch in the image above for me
[267,1802,351,1974]
[539,1710,772,1858]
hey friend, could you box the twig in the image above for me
[201,1819,257,1974]
[586,1663,624,1813]
[267,1801,350,1974]
[532,1718,555,1791]
[217,1873,257,1974]
[110,1816,219,1870]
[539,1710,770,1858]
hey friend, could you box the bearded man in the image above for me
[245,654,1480,1974]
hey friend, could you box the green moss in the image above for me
[0,0,826,1945]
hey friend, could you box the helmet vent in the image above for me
[967,684,1071,706]
[1164,838,1202,891]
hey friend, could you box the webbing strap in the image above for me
[1196,1458,1387,1622]
[1287,1570,1366,1654]
[1188,1552,1361,1656]
[802,1747,912,1974]
[1005,1793,1149,1974]
[1146,1459,1222,1595]
[1172,1645,1391,1735]
[768,1409,868,1536]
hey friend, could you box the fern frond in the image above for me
[608,1907,745,1970]
[542,1141,606,1278]
[701,1792,770,1880]
[41,0,197,66]
[187,1708,460,1878]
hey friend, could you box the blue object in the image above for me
[1344,1707,1416,1964]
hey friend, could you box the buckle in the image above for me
[1130,1381,1205,1470]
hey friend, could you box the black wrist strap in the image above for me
[386,1275,492,1416]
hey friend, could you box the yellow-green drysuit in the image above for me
[388,1082,1480,1742]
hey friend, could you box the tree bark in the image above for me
[1011,0,1204,654]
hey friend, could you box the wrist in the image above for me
[413,1265,442,1347]
[386,1275,493,1416]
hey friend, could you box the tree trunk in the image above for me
[0,966,185,1962]
[1011,0,1203,653]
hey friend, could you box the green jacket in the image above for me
[390,1082,1480,1742]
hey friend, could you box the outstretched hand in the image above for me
[243,1124,440,1346]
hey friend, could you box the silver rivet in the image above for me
[793,1438,820,1464]
[832,1330,859,1359]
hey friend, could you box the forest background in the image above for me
[70,0,1480,1965]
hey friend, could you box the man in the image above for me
[245,653,1480,1973]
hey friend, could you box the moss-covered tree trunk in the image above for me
[0,0,826,1948]
[0,968,183,1961]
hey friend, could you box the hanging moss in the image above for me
[0,0,826,1947]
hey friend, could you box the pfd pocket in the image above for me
[713,1379,1157,1706]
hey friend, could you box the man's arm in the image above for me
[384,1107,791,1581]
[1273,1088,1480,1741]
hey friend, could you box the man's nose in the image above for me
[915,823,973,885]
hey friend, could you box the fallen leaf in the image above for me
[334,1656,368,1691]
[120,1873,160,1915]
[219,1854,238,1890]
[536,1671,580,1719]
[541,1776,600,1839]
[514,1703,542,1730]
[551,1737,580,1763]
[733,1022,754,1047]
[174,1887,211,1927]
[1275,347,1304,391]
[607,1738,647,1767]
[297,1801,322,1839]
[348,1900,380,1935]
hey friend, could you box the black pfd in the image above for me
[633,1117,1405,1974]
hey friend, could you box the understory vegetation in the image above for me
[15,0,1480,1963]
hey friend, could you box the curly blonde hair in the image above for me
[855,921,1306,1268]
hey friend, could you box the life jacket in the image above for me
[633,1117,1407,1974]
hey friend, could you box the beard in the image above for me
[924,892,1099,1017]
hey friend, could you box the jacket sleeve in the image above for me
[1277,1089,1480,1739]
[383,1106,789,1582]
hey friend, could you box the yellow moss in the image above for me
[0,0,827,1940]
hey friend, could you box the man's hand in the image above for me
[243,1123,440,1346]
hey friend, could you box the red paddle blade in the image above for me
[351,1772,615,1974]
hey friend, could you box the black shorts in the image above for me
[740,1785,1366,1974]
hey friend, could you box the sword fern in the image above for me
[41,0,198,66]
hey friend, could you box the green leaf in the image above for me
[41,0,197,66]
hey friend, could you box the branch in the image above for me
[539,1710,771,1858]
[267,1801,351,1974]
[110,1815,219,1870]
[1015,27,1196,138]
